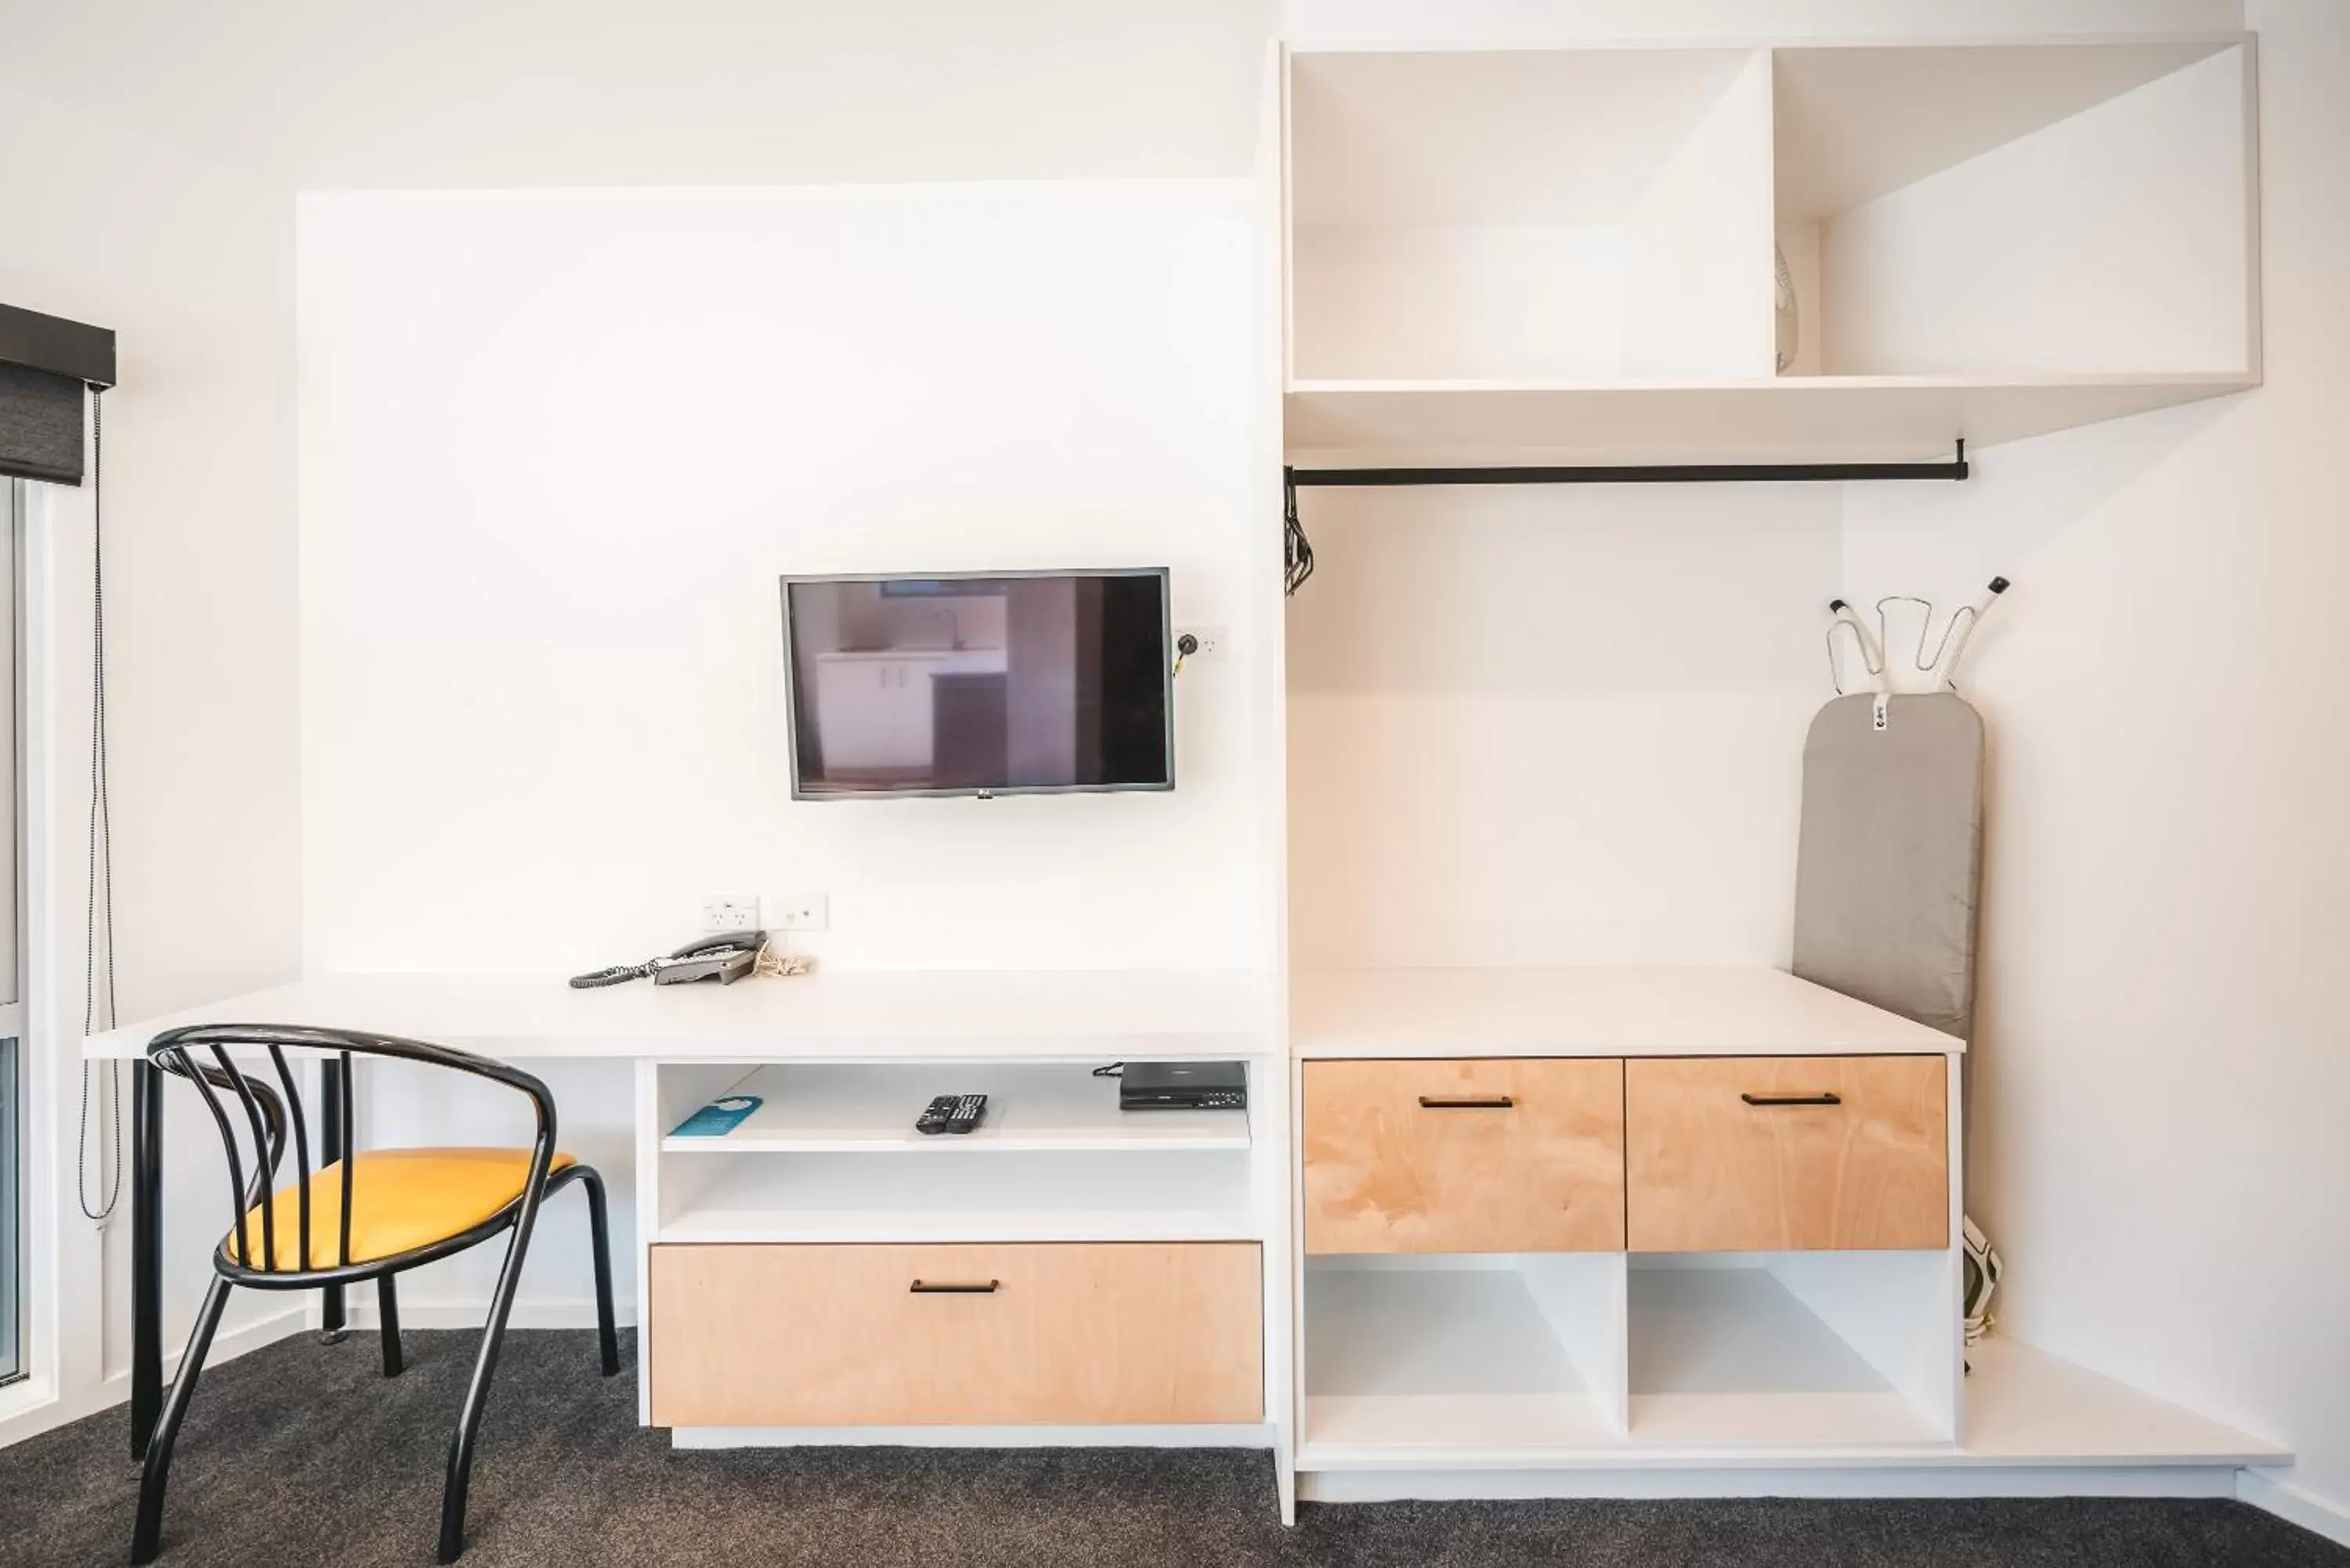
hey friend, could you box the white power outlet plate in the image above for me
[771,894,829,932]
[1177,625,1228,662]
[702,894,760,933]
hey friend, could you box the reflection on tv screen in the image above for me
[783,572,1173,798]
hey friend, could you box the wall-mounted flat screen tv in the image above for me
[780,569,1173,799]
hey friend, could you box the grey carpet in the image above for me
[0,1329,2341,1567]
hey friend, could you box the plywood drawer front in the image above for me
[648,1242,1261,1427]
[1625,1056,1948,1252]
[1303,1058,1626,1254]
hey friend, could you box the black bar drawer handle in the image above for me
[909,1279,1000,1294]
[1741,1092,1843,1107]
[1419,1095,1515,1109]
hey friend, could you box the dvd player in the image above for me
[1118,1060,1247,1111]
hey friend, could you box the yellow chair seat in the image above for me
[226,1147,576,1270]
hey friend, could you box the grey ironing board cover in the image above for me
[1792,690,1983,1042]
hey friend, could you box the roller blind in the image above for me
[0,363,85,486]
[0,301,114,487]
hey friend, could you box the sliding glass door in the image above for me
[0,478,21,1386]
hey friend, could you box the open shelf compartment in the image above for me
[1288,47,1773,384]
[1298,1248,1964,1467]
[1772,38,2255,379]
[657,1148,1256,1245]
[1300,1255,1626,1465]
[1626,1254,1956,1450]
[649,1060,1261,1245]
[659,1060,1250,1154]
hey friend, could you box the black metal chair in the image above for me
[133,1024,620,1565]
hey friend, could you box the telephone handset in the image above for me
[569,930,767,989]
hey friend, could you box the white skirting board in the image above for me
[2239,1471,2350,1550]
[330,1296,633,1332]
[670,1423,1276,1451]
[0,1304,313,1452]
[134,1302,314,1386]
[1298,1465,2247,1505]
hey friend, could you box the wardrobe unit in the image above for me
[1270,33,2279,1510]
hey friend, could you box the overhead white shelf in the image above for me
[660,1062,1249,1154]
[1284,374,2257,467]
[1282,37,2259,462]
[1290,966,1961,1060]
[655,1149,1258,1245]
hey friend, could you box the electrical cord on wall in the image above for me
[1282,471,1314,598]
[78,387,121,1226]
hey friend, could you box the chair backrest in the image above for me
[146,1024,560,1282]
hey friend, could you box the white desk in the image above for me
[81,966,1276,1061]
[89,965,1284,1485]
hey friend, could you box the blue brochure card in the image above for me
[671,1094,762,1138]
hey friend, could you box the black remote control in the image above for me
[916,1094,988,1135]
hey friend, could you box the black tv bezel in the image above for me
[779,567,1176,801]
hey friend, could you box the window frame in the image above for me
[0,476,24,1387]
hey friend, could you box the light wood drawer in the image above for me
[1625,1056,1948,1252]
[648,1241,1262,1427]
[1303,1058,1626,1255]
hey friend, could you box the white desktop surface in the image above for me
[82,968,1277,1061]
[1291,967,1964,1058]
[85,966,1958,1063]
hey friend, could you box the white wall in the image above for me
[0,87,304,1438]
[0,2,1278,190]
[297,181,1268,1312]
[298,182,1261,975]
[1841,0,2350,1532]
[1286,482,1835,970]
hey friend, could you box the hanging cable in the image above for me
[1282,468,1313,598]
[78,386,120,1224]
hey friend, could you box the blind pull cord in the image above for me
[78,386,120,1227]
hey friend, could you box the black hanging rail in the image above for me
[1286,439,1969,488]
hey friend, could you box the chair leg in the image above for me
[379,1275,404,1377]
[132,1277,233,1566]
[437,1223,533,1564]
[577,1167,621,1377]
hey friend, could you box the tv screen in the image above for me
[781,569,1173,799]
